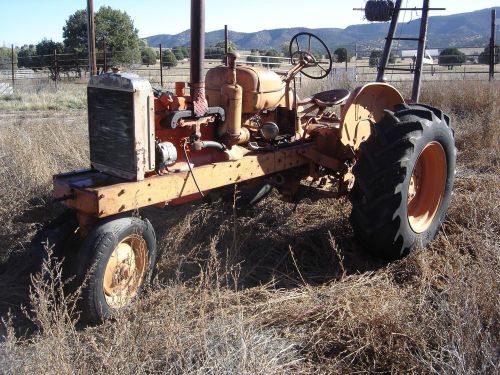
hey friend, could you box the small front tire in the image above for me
[75,216,157,323]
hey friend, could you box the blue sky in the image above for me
[1,1,499,46]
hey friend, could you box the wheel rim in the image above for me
[407,142,447,233]
[103,235,148,308]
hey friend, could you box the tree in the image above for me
[246,49,261,65]
[17,45,37,69]
[141,47,156,66]
[438,48,466,68]
[263,49,281,69]
[172,46,185,61]
[162,49,177,68]
[280,42,290,57]
[478,45,499,65]
[0,47,17,70]
[63,6,141,65]
[205,40,236,60]
[334,47,350,63]
[369,50,396,67]
[35,39,66,80]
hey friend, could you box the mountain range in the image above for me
[146,7,499,53]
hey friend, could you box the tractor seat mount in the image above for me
[299,89,351,108]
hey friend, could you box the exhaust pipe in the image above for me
[190,0,208,117]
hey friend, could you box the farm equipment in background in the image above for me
[39,0,455,322]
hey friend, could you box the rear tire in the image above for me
[349,104,456,259]
[75,216,157,323]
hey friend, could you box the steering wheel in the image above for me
[289,32,332,79]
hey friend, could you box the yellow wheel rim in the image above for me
[103,235,148,308]
[407,142,447,233]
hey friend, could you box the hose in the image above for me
[200,140,226,152]
[365,0,395,22]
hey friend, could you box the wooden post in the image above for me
[87,0,97,75]
[159,44,163,87]
[489,9,496,82]
[11,44,15,88]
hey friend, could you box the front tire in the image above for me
[349,104,456,259]
[75,216,157,323]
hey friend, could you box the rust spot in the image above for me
[98,194,105,200]
[119,205,126,212]
[118,189,125,196]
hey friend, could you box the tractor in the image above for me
[37,0,455,322]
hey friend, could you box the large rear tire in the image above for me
[349,104,456,259]
[75,217,157,323]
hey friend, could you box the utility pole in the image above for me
[87,0,97,75]
[224,25,228,66]
[489,9,496,82]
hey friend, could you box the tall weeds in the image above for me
[0,80,498,374]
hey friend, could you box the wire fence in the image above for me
[0,47,497,95]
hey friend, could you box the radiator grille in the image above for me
[88,87,136,176]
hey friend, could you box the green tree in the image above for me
[63,6,141,65]
[438,48,466,67]
[17,45,37,69]
[369,50,396,67]
[280,42,290,57]
[0,47,17,70]
[246,49,261,65]
[263,49,281,69]
[478,45,499,65]
[36,39,64,68]
[205,40,236,60]
[141,47,156,66]
[35,39,66,79]
[334,47,350,63]
[172,46,185,61]
[162,49,177,68]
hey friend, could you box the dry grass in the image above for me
[0,80,498,374]
[0,84,87,111]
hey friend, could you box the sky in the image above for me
[1,0,499,47]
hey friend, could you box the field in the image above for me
[0,78,498,374]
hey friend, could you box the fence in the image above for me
[0,46,498,93]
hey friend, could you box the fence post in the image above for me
[54,49,58,88]
[103,38,107,73]
[11,44,15,89]
[489,9,496,82]
[159,44,163,87]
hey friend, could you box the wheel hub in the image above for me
[103,235,148,308]
[407,142,447,233]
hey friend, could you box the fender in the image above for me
[340,83,405,150]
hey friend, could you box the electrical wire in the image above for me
[182,139,205,198]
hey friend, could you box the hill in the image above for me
[146,7,499,52]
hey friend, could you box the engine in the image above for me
[87,55,296,182]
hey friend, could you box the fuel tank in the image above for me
[206,65,288,113]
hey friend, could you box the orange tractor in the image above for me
[38,0,455,322]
